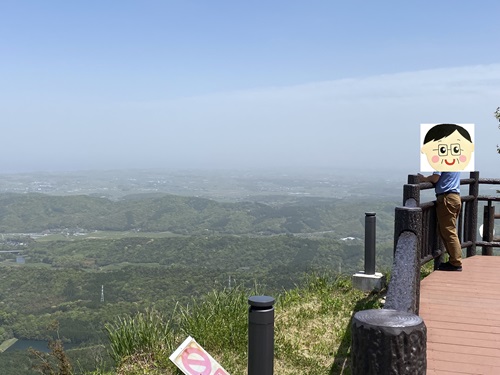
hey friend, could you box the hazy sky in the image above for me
[2,1,500,176]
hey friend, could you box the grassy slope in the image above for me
[96,275,385,375]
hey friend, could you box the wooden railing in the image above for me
[404,171,479,268]
[351,171,500,374]
[476,178,500,253]
[385,171,500,314]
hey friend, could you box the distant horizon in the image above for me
[2,164,499,183]
[0,164,420,177]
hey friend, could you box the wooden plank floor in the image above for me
[419,255,500,375]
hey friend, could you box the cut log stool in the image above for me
[351,309,426,375]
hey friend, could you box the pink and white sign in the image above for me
[169,336,230,375]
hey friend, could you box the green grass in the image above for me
[99,274,384,375]
[420,260,435,279]
[104,308,176,371]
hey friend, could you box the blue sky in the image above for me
[2,1,500,175]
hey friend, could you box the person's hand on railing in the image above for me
[417,173,439,184]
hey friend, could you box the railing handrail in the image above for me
[386,171,500,314]
[359,171,498,373]
[404,172,482,265]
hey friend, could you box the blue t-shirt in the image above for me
[433,172,460,194]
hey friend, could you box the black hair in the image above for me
[423,123,472,144]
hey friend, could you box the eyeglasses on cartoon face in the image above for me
[434,143,462,156]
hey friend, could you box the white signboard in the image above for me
[169,336,230,375]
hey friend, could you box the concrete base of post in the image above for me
[352,271,386,292]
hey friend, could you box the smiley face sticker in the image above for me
[420,123,475,172]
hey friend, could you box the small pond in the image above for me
[4,339,78,353]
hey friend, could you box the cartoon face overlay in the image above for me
[421,125,474,172]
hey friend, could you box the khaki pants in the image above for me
[436,193,462,266]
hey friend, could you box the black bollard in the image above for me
[248,296,275,375]
[365,212,376,275]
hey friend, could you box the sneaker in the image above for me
[438,262,462,272]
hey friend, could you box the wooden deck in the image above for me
[419,255,500,375]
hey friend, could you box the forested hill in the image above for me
[0,192,395,236]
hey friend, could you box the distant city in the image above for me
[0,168,408,202]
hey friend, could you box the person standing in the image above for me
[419,123,474,272]
[419,171,462,271]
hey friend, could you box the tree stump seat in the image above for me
[351,309,426,375]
